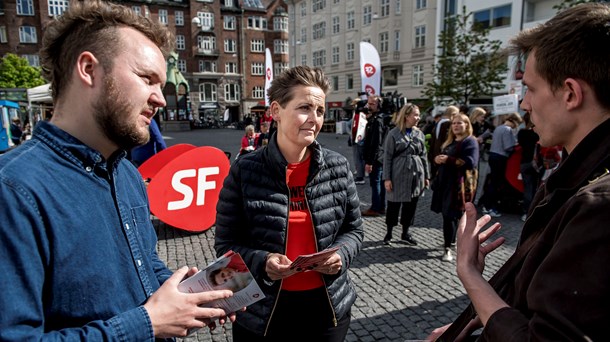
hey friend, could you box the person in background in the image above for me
[382,104,429,246]
[431,114,479,262]
[362,95,386,216]
[9,117,22,146]
[130,118,166,167]
[215,65,363,342]
[255,121,270,149]
[516,112,539,222]
[239,124,258,156]
[428,106,459,179]
[470,107,494,159]
[480,112,522,217]
[350,99,367,185]
[0,2,236,340]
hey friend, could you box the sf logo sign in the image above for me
[139,144,230,232]
[363,63,376,78]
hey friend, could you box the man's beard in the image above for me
[93,75,150,151]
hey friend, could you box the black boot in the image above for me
[401,228,418,246]
[383,227,393,245]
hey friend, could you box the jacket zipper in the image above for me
[263,167,291,336]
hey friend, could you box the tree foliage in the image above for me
[424,7,506,106]
[554,0,609,11]
[0,53,46,89]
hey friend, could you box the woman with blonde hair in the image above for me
[382,104,429,245]
[431,114,479,261]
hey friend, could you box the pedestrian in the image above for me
[429,3,610,340]
[362,95,387,216]
[428,105,459,179]
[239,124,257,157]
[255,121,271,149]
[350,99,367,185]
[215,65,363,342]
[0,1,237,339]
[382,103,429,245]
[9,117,22,146]
[430,114,479,262]
[516,112,539,222]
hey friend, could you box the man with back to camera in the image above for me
[428,3,610,341]
[0,1,238,340]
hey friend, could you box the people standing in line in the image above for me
[516,112,539,222]
[428,106,459,179]
[350,99,367,185]
[9,117,22,146]
[428,4,610,340]
[0,2,237,339]
[130,119,167,167]
[382,104,429,245]
[215,66,363,342]
[430,114,479,262]
[479,112,522,217]
[362,95,387,216]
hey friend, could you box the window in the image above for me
[0,27,7,43]
[332,76,339,91]
[412,64,424,87]
[171,11,183,26]
[225,62,238,73]
[414,25,426,48]
[332,16,340,34]
[223,0,235,6]
[178,59,186,73]
[274,62,289,76]
[224,16,236,30]
[383,67,398,87]
[312,0,326,12]
[22,54,39,67]
[300,2,306,16]
[19,26,37,43]
[198,36,216,50]
[379,32,389,53]
[224,84,240,102]
[252,86,265,99]
[380,0,390,17]
[313,22,326,40]
[416,0,427,10]
[251,62,264,75]
[251,39,265,52]
[347,11,355,30]
[396,0,401,14]
[176,35,185,50]
[363,6,372,26]
[274,17,288,31]
[197,12,214,29]
[394,31,400,51]
[346,42,354,61]
[274,39,288,54]
[313,50,326,67]
[158,9,168,25]
[300,28,307,43]
[248,16,267,30]
[346,74,353,90]
[301,54,307,66]
[332,46,340,64]
[199,60,217,73]
[17,0,34,15]
[474,4,512,29]
[132,6,141,16]
[199,83,217,102]
[224,39,236,53]
[48,0,69,16]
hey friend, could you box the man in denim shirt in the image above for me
[0,1,235,340]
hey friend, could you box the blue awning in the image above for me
[0,100,20,109]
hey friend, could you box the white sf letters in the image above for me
[167,167,220,211]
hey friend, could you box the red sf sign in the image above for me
[363,63,376,78]
[365,85,376,95]
[143,146,230,232]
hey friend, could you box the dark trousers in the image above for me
[369,163,385,212]
[442,215,458,248]
[386,197,419,235]
[232,287,351,342]
[520,162,539,213]
[483,152,509,210]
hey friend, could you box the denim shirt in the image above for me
[0,121,173,341]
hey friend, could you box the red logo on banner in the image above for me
[146,146,230,232]
[364,63,376,78]
[266,68,272,80]
[365,85,375,95]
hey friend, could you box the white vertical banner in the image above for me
[264,48,273,107]
[359,42,381,96]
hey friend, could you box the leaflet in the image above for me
[289,244,343,272]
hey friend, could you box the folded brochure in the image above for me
[289,244,342,271]
[178,250,265,314]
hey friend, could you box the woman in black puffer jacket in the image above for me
[215,66,363,342]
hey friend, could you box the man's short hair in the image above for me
[509,3,610,109]
[40,0,175,101]
[267,66,330,107]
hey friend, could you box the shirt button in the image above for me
[137,259,142,267]
[125,223,130,230]
[85,166,92,172]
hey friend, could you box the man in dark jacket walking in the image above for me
[362,95,386,216]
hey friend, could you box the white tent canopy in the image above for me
[27,83,52,105]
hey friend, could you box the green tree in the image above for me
[554,0,609,11]
[424,7,506,106]
[0,53,46,88]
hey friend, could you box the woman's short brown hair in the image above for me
[267,66,330,107]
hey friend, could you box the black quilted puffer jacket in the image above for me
[215,133,364,336]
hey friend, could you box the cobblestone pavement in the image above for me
[155,128,525,341]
